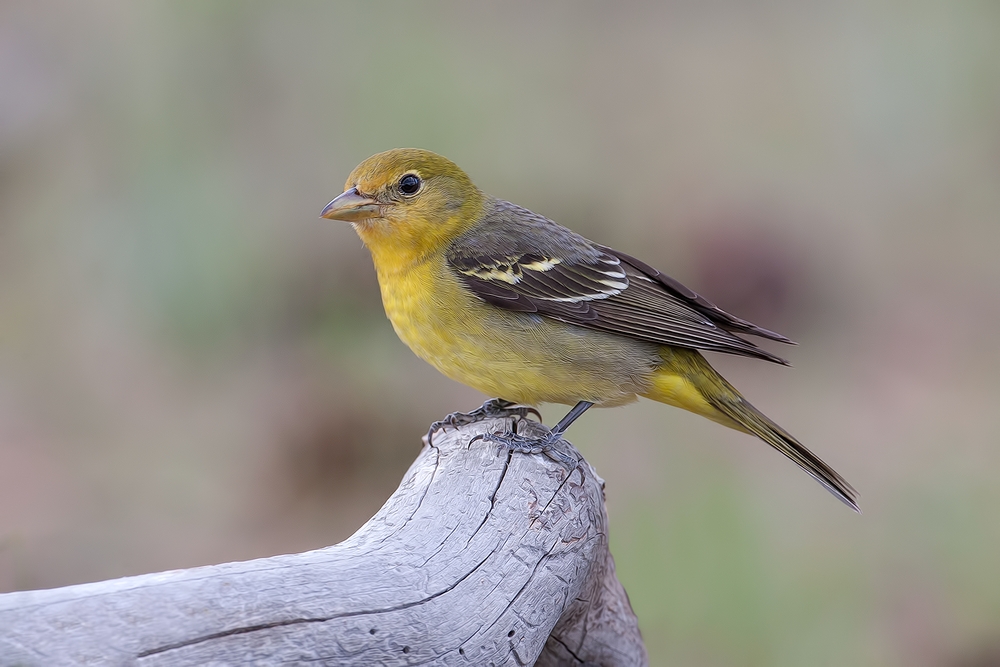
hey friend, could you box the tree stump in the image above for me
[0,417,647,666]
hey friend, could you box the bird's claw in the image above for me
[470,419,579,468]
[425,398,541,446]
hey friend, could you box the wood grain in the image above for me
[0,417,646,666]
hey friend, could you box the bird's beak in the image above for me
[320,188,381,222]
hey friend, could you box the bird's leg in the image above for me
[425,398,542,446]
[550,400,594,438]
[472,401,594,466]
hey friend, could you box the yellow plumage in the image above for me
[378,255,650,407]
[322,148,858,511]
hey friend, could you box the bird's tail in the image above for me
[641,348,860,512]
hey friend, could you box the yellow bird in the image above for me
[322,148,858,511]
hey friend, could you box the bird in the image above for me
[321,148,859,511]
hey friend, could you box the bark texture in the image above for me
[0,417,647,666]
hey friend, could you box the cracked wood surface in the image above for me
[0,417,647,666]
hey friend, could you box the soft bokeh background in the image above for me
[2,1,999,664]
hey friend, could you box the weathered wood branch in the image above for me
[0,417,646,666]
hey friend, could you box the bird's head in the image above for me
[322,149,486,264]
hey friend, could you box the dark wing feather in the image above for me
[601,247,794,344]
[447,200,792,364]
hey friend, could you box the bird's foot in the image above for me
[425,398,541,446]
[471,419,579,468]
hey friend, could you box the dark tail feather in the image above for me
[710,396,861,513]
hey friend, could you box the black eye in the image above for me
[398,174,421,196]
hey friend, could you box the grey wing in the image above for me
[447,201,793,365]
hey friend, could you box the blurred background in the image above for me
[1,1,999,664]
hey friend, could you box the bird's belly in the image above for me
[378,260,659,406]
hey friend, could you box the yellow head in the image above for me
[321,149,486,267]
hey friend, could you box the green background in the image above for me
[1,2,999,665]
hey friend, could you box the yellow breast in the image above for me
[370,253,659,407]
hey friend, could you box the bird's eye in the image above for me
[398,174,421,196]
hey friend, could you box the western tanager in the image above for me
[321,148,858,511]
